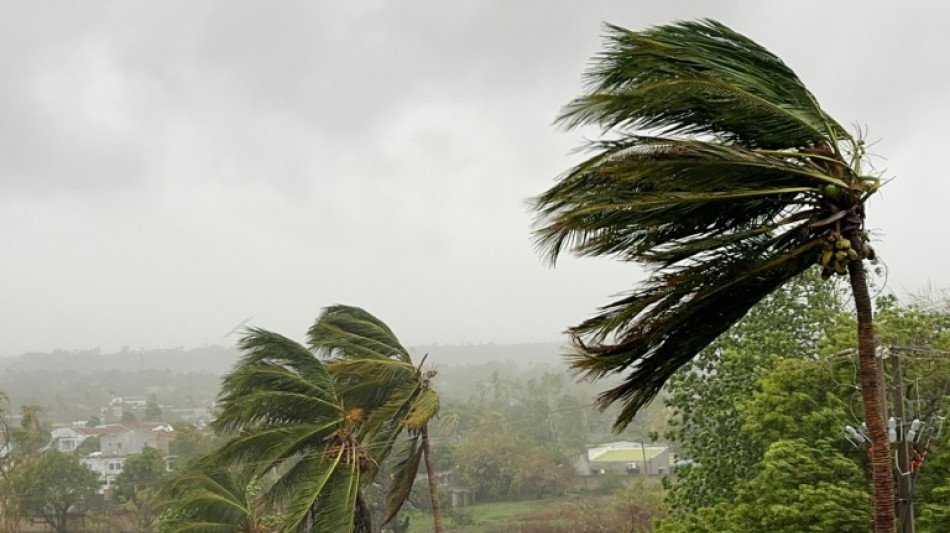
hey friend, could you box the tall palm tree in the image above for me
[307,306,444,533]
[532,20,891,532]
[208,328,373,533]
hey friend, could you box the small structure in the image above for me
[574,441,670,476]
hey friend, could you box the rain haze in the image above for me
[2,1,948,356]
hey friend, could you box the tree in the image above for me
[0,400,50,533]
[114,447,168,504]
[167,422,220,472]
[308,305,444,532]
[145,399,163,422]
[14,451,98,533]
[532,19,892,531]
[74,435,100,456]
[664,272,843,510]
[658,440,871,533]
[206,328,373,533]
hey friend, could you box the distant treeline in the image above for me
[0,342,570,421]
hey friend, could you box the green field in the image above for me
[403,496,595,533]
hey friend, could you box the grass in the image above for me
[404,496,576,533]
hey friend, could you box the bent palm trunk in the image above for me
[848,251,894,533]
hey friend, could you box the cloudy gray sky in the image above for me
[2,1,948,356]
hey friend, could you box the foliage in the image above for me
[0,400,51,533]
[87,487,164,533]
[664,271,841,510]
[14,450,99,533]
[918,480,950,533]
[145,399,163,422]
[160,468,268,533]
[658,439,871,533]
[114,447,169,504]
[75,435,100,456]
[526,479,665,533]
[532,18,877,429]
[204,328,371,533]
[454,431,569,502]
[167,422,220,472]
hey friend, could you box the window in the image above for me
[60,439,75,451]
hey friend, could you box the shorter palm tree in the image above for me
[207,328,372,533]
[308,306,443,532]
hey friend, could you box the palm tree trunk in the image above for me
[355,491,373,533]
[848,254,894,533]
[421,426,444,533]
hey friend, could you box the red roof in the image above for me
[74,424,130,436]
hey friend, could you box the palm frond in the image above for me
[559,20,850,149]
[308,305,411,362]
[213,424,344,477]
[276,445,360,533]
[403,389,440,431]
[532,20,864,431]
[534,136,843,265]
[381,434,423,525]
[569,237,823,430]
[161,469,256,533]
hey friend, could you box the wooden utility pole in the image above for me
[890,345,915,533]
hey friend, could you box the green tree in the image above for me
[14,451,98,533]
[0,400,50,533]
[658,440,871,533]
[728,439,871,533]
[114,447,169,504]
[74,435,100,456]
[308,305,444,532]
[532,19,892,531]
[145,399,163,422]
[454,431,525,501]
[919,480,950,533]
[168,422,220,472]
[206,328,373,533]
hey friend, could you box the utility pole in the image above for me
[890,345,915,533]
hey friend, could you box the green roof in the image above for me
[590,448,664,463]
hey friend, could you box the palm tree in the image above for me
[208,328,373,533]
[307,306,444,533]
[161,468,269,533]
[532,20,891,532]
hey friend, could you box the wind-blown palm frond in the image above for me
[533,19,879,431]
[161,468,261,533]
[559,20,850,150]
[380,435,423,525]
[308,305,412,363]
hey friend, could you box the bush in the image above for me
[446,507,476,526]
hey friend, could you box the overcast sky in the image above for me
[2,1,948,356]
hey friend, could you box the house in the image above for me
[574,441,671,476]
[99,422,174,456]
[49,424,129,453]
[73,423,175,495]
[80,453,127,494]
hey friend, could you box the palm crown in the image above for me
[308,305,441,528]
[533,19,880,429]
[209,329,370,533]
